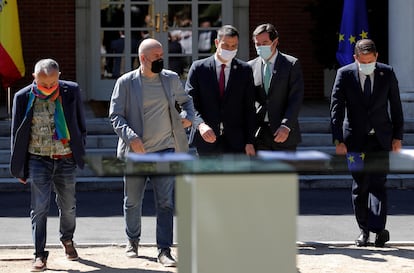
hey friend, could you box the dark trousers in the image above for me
[350,135,388,234]
[255,124,297,151]
[195,135,245,156]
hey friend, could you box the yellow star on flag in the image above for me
[347,154,355,163]
[338,33,345,42]
[359,153,365,161]
[359,30,368,39]
[349,35,356,44]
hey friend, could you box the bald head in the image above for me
[138,38,164,77]
[138,38,163,57]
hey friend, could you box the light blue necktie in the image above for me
[263,62,271,93]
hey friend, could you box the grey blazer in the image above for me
[109,68,195,158]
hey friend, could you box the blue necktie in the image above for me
[364,75,371,102]
[263,62,271,93]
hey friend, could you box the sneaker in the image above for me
[125,240,138,258]
[31,252,48,272]
[157,248,177,267]
[62,240,79,260]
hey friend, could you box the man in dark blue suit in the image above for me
[185,25,256,155]
[330,39,404,247]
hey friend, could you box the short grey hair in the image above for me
[33,59,60,75]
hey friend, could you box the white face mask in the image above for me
[219,48,237,61]
[256,45,272,60]
[358,62,376,75]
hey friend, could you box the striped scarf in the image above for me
[25,82,70,144]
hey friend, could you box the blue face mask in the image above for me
[358,62,376,75]
[256,45,272,60]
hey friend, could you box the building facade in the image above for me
[4,0,413,118]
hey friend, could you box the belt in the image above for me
[51,153,73,159]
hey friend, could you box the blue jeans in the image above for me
[124,148,175,249]
[28,155,77,257]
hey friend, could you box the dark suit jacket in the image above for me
[10,80,87,180]
[185,55,256,153]
[330,62,404,151]
[248,52,304,148]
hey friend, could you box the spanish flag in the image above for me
[0,0,25,89]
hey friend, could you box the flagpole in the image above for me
[7,87,11,120]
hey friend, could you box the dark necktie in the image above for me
[219,64,226,97]
[364,75,371,101]
[263,62,271,93]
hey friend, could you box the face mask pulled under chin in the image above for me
[150,58,164,73]
[219,48,237,62]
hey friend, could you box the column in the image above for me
[389,0,414,118]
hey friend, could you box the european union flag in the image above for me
[336,0,369,66]
[346,152,365,172]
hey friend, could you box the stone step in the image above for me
[1,116,414,136]
[0,148,115,165]
[2,130,414,151]
[1,174,413,192]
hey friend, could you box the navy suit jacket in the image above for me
[10,80,87,180]
[330,62,404,151]
[185,55,256,153]
[248,51,304,148]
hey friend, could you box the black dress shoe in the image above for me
[355,232,369,247]
[374,229,390,247]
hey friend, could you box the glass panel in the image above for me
[101,2,125,79]
[166,3,193,78]
[168,4,192,54]
[199,4,222,27]
[100,1,153,79]
[198,4,221,54]
[101,2,125,28]
[131,2,151,27]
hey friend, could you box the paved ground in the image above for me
[1,189,414,272]
[1,244,414,273]
[0,245,178,273]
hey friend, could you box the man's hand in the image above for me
[245,144,256,156]
[392,139,402,152]
[181,118,192,128]
[335,142,347,155]
[130,138,146,153]
[199,123,216,143]
[18,178,27,184]
[273,126,290,143]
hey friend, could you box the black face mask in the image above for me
[151,58,164,73]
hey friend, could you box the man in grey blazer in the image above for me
[109,38,195,267]
[248,23,304,151]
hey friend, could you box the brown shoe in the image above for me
[31,252,48,272]
[62,240,79,260]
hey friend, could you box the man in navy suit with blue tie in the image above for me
[185,25,256,156]
[330,39,404,247]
